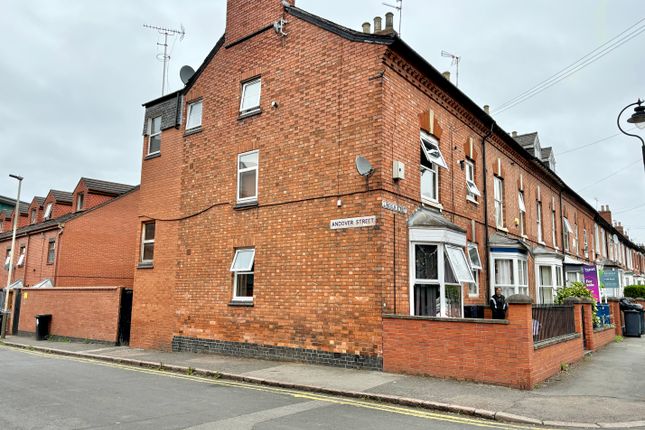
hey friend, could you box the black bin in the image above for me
[623,310,642,338]
[35,314,52,341]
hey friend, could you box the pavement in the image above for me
[3,335,645,429]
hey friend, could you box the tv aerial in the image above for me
[441,50,460,87]
[143,23,186,95]
[382,0,403,34]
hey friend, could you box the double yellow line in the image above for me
[2,344,553,430]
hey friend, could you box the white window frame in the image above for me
[490,251,529,298]
[518,191,526,237]
[583,228,589,259]
[47,240,56,264]
[467,243,482,297]
[465,160,480,201]
[239,78,262,115]
[147,116,162,156]
[44,203,53,220]
[236,150,259,204]
[551,209,558,249]
[494,177,504,228]
[535,257,563,304]
[420,131,448,169]
[420,163,439,204]
[76,193,84,211]
[410,243,470,318]
[140,221,155,263]
[16,246,25,267]
[536,201,543,243]
[231,248,256,302]
[186,100,203,130]
[563,217,571,252]
[30,209,37,224]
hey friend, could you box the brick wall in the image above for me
[55,189,139,287]
[383,301,584,389]
[17,287,122,343]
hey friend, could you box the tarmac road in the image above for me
[0,347,550,430]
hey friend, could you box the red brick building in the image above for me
[131,0,645,372]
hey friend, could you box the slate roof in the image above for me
[49,190,73,204]
[541,147,553,161]
[81,178,136,196]
[513,132,538,150]
[0,195,29,213]
[32,196,45,206]
[408,206,466,233]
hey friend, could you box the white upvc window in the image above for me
[536,201,543,243]
[518,191,526,237]
[230,248,255,302]
[16,246,25,267]
[572,223,579,255]
[566,270,583,286]
[30,209,37,224]
[583,228,589,259]
[494,177,504,228]
[420,132,447,205]
[240,78,261,115]
[465,160,480,201]
[410,243,473,318]
[140,221,155,263]
[536,259,563,304]
[467,243,482,297]
[4,249,11,270]
[491,252,528,298]
[551,209,557,248]
[594,224,600,257]
[147,116,161,155]
[563,217,572,252]
[44,203,53,220]
[186,100,203,130]
[237,150,259,203]
[76,193,84,211]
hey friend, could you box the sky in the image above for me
[1,0,644,243]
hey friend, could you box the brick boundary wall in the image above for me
[607,298,623,337]
[591,326,616,351]
[17,287,123,343]
[172,336,383,370]
[383,299,585,389]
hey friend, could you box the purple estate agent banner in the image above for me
[582,265,600,302]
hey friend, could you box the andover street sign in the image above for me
[330,216,377,230]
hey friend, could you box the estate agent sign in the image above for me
[582,265,601,302]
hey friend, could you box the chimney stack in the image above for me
[483,105,490,114]
[362,22,371,33]
[374,16,382,33]
[616,222,625,235]
[599,205,612,225]
[512,131,518,138]
[442,71,451,81]
[385,12,394,31]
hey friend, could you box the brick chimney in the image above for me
[615,221,624,236]
[599,205,612,225]
[226,0,293,43]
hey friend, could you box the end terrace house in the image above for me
[131,0,645,371]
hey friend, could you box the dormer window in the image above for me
[30,209,37,224]
[44,203,53,220]
[147,116,161,156]
[240,78,261,116]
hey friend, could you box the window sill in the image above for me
[184,126,203,137]
[496,226,508,233]
[521,234,529,240]
[144,153,161,161]
[229,300,254,307]
[538,240,546,246]
[234,201,259,210]
[468,293,480,298]
[137,262,154,269]
[466,197,479,206]
[422,200,443,211]
[238,109,262,120]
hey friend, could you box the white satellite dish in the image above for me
[180,65,196,85]
[355,156,374,177]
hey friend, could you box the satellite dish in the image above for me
[180,65,195,85]
[355,156,374,177]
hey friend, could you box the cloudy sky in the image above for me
[1,0,644,243]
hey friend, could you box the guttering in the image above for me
[482,121,495,303]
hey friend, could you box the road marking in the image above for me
[1,345,555,430]
[183,400,325,429]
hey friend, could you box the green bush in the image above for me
[624,285,645,299]
[555,281,600,326]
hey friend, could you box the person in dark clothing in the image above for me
[490,287,508,319]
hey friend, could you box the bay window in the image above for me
[536,259,563,304]
[491,251,528,297]
[411,243,473,318]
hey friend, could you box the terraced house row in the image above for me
[130,0,645,381]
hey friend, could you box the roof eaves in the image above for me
[183,35,226,93]
[142,89,182,108]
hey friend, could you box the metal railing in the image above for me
[532,304,576,343]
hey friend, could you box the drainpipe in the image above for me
[52,223,64,286]
[482,121,495,304]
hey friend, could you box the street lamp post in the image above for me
[1,174,23,339]
[617,99,645,172]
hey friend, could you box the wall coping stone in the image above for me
[24,286,122,292]
[578,298,595,304]
[607,297,621,302]
[507,294,532,304]
[383,314,509,324]
[563,297,581,304]
[533,333,580,350]
[593,325,615,333]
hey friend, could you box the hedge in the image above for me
[624,285,645,299]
